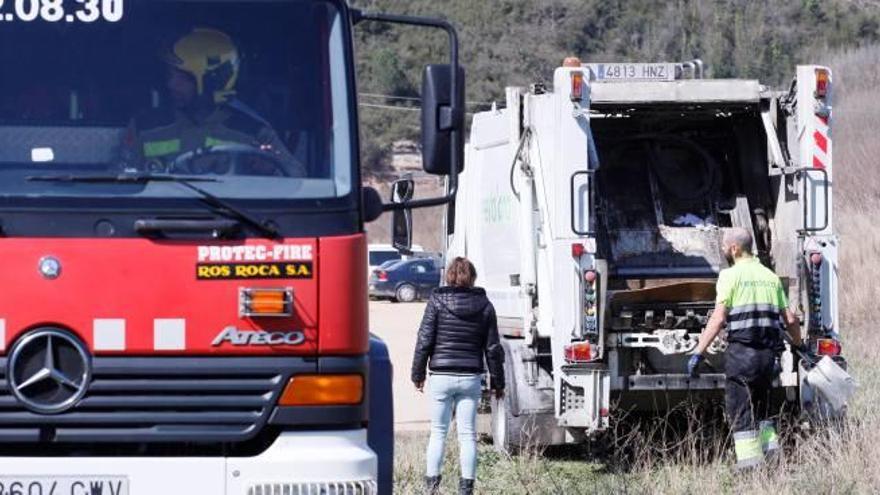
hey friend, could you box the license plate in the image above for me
[588,63,675,82]
[0,477,128,495]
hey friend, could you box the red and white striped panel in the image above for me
[812,114,831,170]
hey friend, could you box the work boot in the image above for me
[733,429,764,470]
[459,478,475,495]
[759,420,780,461]
[424,475,441,495]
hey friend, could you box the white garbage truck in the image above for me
[446,58,845,451]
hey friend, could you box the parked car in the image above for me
[369,258,440,302]
[367,259,405,300]
[367,243,424,279]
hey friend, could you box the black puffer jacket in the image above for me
[410,286,505,389]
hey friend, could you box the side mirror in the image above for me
[391,178,414,253]
[421,64,465,176]
[362,186,383,223]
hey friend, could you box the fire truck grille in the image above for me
[0,357,293,444]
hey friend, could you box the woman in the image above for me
[411,257,505,495]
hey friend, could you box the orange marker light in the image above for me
[251,291,285,313]
[279,374,364,406]
[240,287,293,317]
[815,69,830,98]
[571,71,585,102]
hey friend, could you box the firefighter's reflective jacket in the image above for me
[123,102,303,175]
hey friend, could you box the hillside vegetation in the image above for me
[352,0,880,174]
[356,0,880,252]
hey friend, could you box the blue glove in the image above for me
[687,354,705,378]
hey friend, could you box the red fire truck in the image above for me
[0,1,462,493]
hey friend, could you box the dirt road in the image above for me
[369,300,433,431]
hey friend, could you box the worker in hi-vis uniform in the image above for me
[123,27,304,177]
[688,227,803,469]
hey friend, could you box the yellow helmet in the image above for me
[165,28,240,104]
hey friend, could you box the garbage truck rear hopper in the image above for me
[447,60,845,451]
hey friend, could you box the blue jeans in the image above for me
[425,373,482,479]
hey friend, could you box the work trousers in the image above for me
[724,342,777,432]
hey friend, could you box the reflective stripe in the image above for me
[205,136,232,148]
[729,311,782,323]
[143,138,181,157]
[727,301,784,347]
[729,303,779,317]
[734,430,764,469]
[728,318,781,331]
[760,421,779,452]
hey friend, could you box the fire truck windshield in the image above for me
[0,0,354,202]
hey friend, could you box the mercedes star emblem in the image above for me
[38,256,62,279]
[8,329,92,414]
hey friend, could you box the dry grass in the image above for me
[392,47,880,494]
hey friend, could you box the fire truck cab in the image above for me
[0,1,464,493]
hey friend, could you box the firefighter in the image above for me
[688,227,803,469]
[124,27,303,176]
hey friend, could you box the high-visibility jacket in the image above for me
[123,102,303,175]
[715,256,787,352]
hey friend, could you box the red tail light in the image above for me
[376,270,388,282]
[564,341,597,363]
[571,243,585,258]
[816,338,841,356]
